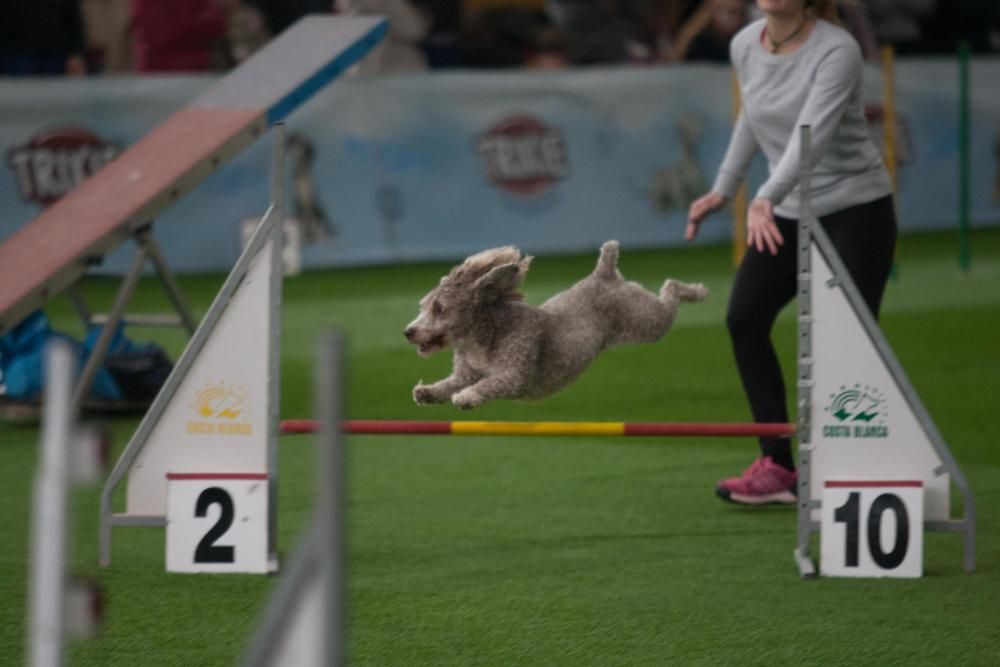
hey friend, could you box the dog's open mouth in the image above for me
[418,335,447,356]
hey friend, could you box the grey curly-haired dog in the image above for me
[404,240,708,410]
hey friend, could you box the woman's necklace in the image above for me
[766,15,808,53]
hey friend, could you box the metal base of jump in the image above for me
[279,419,796,438]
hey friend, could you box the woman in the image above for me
[686,0,896,505]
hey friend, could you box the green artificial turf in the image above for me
[2,229,999,665]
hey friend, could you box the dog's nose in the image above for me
[404,327,416,341]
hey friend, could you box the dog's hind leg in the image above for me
[604,279,710,347]
[451,372,527,410]
[413,376,469,405]
[593,240,622,280]
[597,279,678,346]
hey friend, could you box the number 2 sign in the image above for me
[820,481,924,578]
[166,473,270,573]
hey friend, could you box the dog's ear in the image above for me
[473,263,522,301]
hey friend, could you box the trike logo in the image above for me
[822,384,889,439]
[6,126,120,206]
[475,115,568,198]
[186,382,252,436]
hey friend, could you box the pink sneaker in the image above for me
[716,457,797,505]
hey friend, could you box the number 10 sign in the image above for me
[820,480,924,578]
[166,473,270,573]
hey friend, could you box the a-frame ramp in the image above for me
[0,15,387,337]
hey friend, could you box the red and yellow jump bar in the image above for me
[279,420,796,438]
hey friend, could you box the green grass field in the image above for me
[2,229,999,665]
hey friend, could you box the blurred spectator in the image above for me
[677,0,748,62]
[243,0,332,37]
[632,0,694,62]
[336,0,431,73]
[523,23,571,68]
[544,0,615,27]
[419,0,464,67]
[837,1,880,61]
[467,0,546,12]
[0,0,88,76]
[130,0,228,72]
[914,1,999,54]
[459,1,552,68]
[224,1,272,66]
[865,0,935,53]
[555,0,639,65]
[460,6,552,67]
[81,0,132,73]
[669,0,710,61]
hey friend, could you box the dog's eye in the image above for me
[431,300,444,315]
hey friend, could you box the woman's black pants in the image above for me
[726,195,898,470]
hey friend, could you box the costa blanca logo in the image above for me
[186,382,253,436]
[475,115,568,197]
[822,384,889,439]
[6,127,120,206]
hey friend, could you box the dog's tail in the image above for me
[661,279,709,304]
[594,240,621,280]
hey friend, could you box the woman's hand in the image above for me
[686,191,726,241]
[746,197,784,255]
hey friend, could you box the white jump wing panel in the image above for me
[809,243,949,522]
[126,241,274,516]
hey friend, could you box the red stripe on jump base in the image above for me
[824,480,923,488]
[166,473,268,480]
[279,420,796,438]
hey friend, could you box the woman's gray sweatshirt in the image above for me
[712,18,892,218]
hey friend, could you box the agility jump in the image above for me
[87,26,975,589]
[279,419,797,438]
[99,123,977,580]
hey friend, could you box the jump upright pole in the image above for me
[958,40,972,272]
[279,420,796,438]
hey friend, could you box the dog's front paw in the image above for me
[451,387,484,410]
[413,383,443,405]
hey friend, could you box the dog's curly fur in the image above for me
[404,240,708,409]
